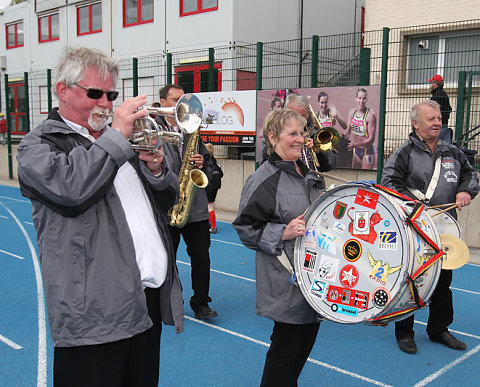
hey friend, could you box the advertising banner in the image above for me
[196,90,257,146]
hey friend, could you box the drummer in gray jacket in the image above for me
[382,100,479,355]
[234,109,325,386]
[17,47,183,386]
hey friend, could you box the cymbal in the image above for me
[440,234,469,270]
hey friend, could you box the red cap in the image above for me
[428,75,443,82]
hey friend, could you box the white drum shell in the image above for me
[294,184,442,324]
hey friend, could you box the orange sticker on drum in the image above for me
[343,239,362,262]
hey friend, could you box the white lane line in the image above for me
[0,334,23,350]
[414,320,480,340]
[211,238,244,247]
[24,222,34,226]
[185,316,392,387]
[0,203,47,387]
[0,195,30,204]
[451,286,480,296]
[0,215,8,219]
[413,343,480,387]
[177,259,255,283]
[0,249,25,260]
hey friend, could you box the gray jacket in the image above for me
[158,116,214,223]
[17,110,184,347]
[233,153,325,324]
[381,131,479,219]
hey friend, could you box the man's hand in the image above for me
[111,94,148,138]
[138,142,164,176]
[190,153,204,169]
[456,191,472,210]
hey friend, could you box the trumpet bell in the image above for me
[129,93,203,150]
[313,126,340,152]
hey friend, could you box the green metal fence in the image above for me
[4,19,480,178]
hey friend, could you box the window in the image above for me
[123,0,153,27]
[77,3,102,36]
[175,63,222,93]
[405,28,480,86]
[39,13,59,43]
[180,0,218,17]
[6,21,24,49]
[8,82,27,135]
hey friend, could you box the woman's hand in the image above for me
[282,214,306,240]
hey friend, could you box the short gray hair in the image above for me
[54,46,119,97]
[263,109,307,155]
[411,100,441,123]
[285,93,309,111]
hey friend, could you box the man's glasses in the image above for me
[74,83,119,101]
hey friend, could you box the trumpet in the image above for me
[95,93,203,151]
[308,104,340,152]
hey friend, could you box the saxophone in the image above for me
[169,128,209,228]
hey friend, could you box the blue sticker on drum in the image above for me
[304,227,317,247]
[310,279,327,299]
[330,303,359,316]
[378,231,397,250]
[367,251,402,285]
[333,221,346,234]
[318,232,338,254]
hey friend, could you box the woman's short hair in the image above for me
[263,109,307,155]
[54,46,119,97]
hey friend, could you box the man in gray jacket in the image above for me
[382,100,479,355]
[17,47,183,386]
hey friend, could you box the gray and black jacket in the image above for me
[381,131,479,218]
[233,153,325,324]
[17,109,184,347]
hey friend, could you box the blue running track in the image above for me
[1,184,479,386]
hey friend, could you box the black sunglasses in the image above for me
[74,83,119,101]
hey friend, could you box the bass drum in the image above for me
[294,184,442,324]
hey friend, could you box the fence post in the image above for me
[311,35,319,88]
[24,72,30,133]
[376,27,389,184]
[208,47,215,92]
[359,47,371,86]
[132,58,138,97]
[455,71,467,145]
[166,53,172,85]
[256,42,263,90]
[4,74,12,179]
[47,69,52,112]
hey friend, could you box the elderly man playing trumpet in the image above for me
[17,46,183,386]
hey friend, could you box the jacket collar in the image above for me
[268,152,309,176]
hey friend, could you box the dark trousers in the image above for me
[395,269,453,340]
[168,219,212,306]
[54,288,162,387]
[260,321,320,387]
